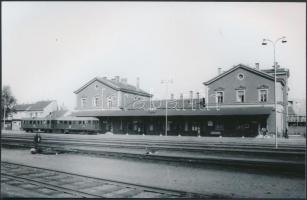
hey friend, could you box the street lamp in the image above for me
[261,36,287,149]
[161,79,173,136]
[3,98,6,130]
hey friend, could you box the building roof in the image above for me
[72,106,273,117]
[74,77,152,97]
[46,110,69,119]
[13,104,32,111]
[55,116,99,121]
[13,101,54,111]
[123,98,204,110]
[203,64,285,86]
[28,101,54,111]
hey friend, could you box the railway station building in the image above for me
[73,64,290,137]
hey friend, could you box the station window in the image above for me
[107,97,112,109]
[259,89,268,102]
[78,121,82,125]
[81,98,87,108]
[216,91,224,104]
[236,90,245,103]
[68,121,72,125]
[64,121,67,124]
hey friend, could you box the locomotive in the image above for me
[21,116,100,134]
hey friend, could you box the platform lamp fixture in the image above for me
[161,79,173,136]
[261,36,287,149]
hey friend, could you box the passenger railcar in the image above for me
[21,116,100,134]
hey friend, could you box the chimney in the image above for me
[115,76,120,82]
[255,63,259,70]
[218,68,222,75]
[170,93,174,100]
[136,77,140,89]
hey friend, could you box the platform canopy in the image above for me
[72,106,274,117]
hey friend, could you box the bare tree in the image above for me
[1,85,17,120]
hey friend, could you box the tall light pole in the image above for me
[161,79,173,136]
[262,36,287,149]
[3,98,6,130]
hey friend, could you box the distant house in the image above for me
[11,100,58,130]
[287,100,306,137]
[74,76,152,111]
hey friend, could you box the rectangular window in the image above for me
[259,89,268,102]
[107,97,112,109]
[236,90,245,103]
[81,98,87,108]
[216,91,224,103]
[93,97,100,107]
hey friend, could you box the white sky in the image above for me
[2,2,306,110]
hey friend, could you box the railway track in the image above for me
[2,135,305,159]
[1,162,209,198]
[1,133,305,176]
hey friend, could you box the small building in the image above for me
[11,100,58,130]
[287,100,306,137]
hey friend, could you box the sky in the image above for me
[2,2,306,110]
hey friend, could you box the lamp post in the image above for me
[262,36,287,149]
[161,79,173,136]
[3,98,6,130]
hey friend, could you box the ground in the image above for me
[1,148,305,198]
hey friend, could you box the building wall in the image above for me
[207,68,277,105]
[75,80,150,110]
[11,111,29,119]
[206,67,289,137]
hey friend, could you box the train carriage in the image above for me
[21,116,99,134]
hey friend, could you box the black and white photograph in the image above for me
[1,1,306,199]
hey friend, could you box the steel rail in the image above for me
[1,161,209,198]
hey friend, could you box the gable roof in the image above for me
[27,101,54,111]
[13,101,54,112]
[13,104,32,111]
[74,77,152,97]
[203,64,281,86]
